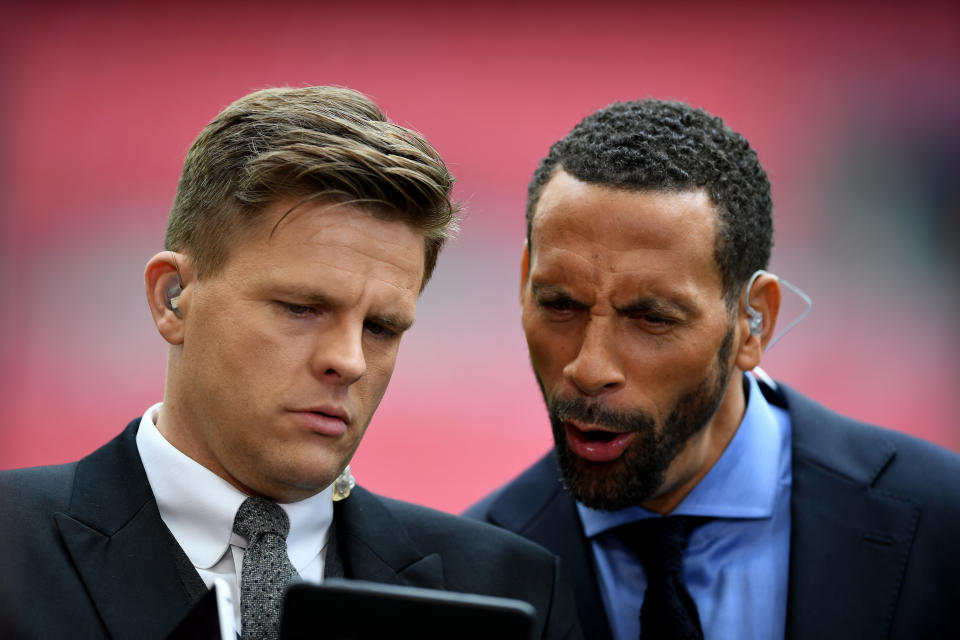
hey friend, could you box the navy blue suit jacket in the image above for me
[465,383,960,639]
[0,420,582,640]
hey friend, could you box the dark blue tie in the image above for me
[614,516,708,640]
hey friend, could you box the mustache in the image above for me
[549,397,655,433]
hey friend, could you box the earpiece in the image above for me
[747,309,764,336]
[164,275,183,317]
[744,270,767,336]
[744,269,813,352]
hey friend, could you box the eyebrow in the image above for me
[529,283,573,298]
[272,284,415,332]
[617,297,693,317]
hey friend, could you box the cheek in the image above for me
[363,368,394,408]
[359,345,402,399]
[235,315,319,371]
[522,312,572,380]
[621,334,723,393]
[521,309,547,360]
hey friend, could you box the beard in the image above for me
[542,327,734,511]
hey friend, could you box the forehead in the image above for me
[225,199,426,298]
[530,171,722,297]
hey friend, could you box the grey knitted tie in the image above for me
[233,497,300,640]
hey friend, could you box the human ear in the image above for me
[735,272,782,371]
[144,252,190,345]
[520,241,531,303]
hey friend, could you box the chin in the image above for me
[555,443,664,512]
[252,459,342,501]
[284,468,340,495]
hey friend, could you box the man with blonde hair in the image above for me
[0,87,580,640]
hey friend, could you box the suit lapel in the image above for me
[56,420,199,639]
[333,486,444,589]
[485,453,613,640]
[782,386,919,639]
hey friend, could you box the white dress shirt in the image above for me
[135,403,334,634]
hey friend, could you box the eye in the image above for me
[364,320,397,340]
[538,296,582,315]
[631,312,678,332]
[544,299,572,311]
[280,302,317,318]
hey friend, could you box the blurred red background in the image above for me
[2,1,958,513]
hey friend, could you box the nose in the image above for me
[562,316,625,396]
[311,320,366,385]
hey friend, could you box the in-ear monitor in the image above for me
[165,275,183,317]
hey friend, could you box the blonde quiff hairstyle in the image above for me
[165,86,459,287]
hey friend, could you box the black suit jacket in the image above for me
[465,383,960,639]
[0,420,582,640]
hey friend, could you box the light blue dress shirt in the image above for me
[577,374,792,640]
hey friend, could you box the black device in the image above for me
[279,579,537,640]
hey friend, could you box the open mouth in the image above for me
[565,422,635,463]
[579,429,620,443]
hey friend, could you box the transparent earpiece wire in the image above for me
[766,276,812,351]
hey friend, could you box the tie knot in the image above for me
[233,496,291,541]
[614,516,707,576]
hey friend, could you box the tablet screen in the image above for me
[280,579,536,640]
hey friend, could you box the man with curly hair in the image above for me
[467,100,960,639]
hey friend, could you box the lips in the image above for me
[564,421,635,463]
[290,407,349,436]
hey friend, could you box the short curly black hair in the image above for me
[527,99,773,306]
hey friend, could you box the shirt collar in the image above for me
[578,373,783,537]
[136,403,334,571]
